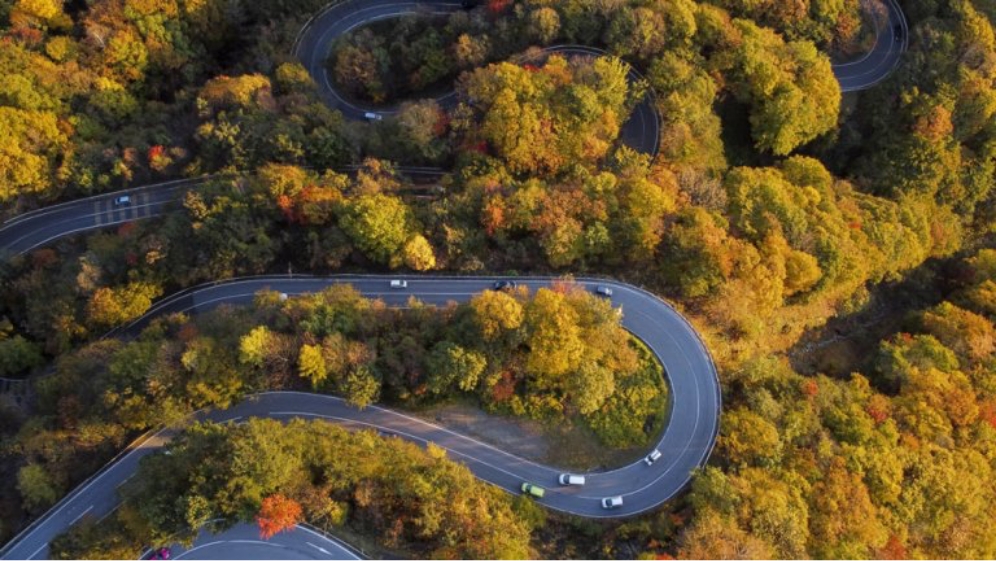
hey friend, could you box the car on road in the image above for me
[390,279,407,289]
[602,496,623,509]
[114,195,132,206]
[493,280,517,291]
[364,112,383,121]
[521,482,545,498]
[559,473,585,486]
[150,547,171,560]
[894,24,903,40]
[644,449,662,465]
[595,285,613,297]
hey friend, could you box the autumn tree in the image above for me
[86,282,162,329]
[524,288,584,380]
[426,342,487,395]
[256,494,303,540]
[298,344,327,389]
[470,289,525,340]
[239,326,272,368]
[337,193,414,266]
[728,19,840,155]
[17,463,61,513]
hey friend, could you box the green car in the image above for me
[521,482,545,498]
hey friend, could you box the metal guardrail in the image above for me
[0,429,161,559]
[2,0,919,548]
[0,274,720,558]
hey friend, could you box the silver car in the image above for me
[644,449,662,465]
[602,496,623,509]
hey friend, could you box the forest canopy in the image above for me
[2,0,996,558]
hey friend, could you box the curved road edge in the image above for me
[0,275,721,559]
[292,0,907,121]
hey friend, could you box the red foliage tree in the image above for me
[491,371,516,402]
[147,145,166,162]
[980,399,996,429]
[256,494,303,540]
[276,194,297,223]
[876,534,907,560]
[801,379,819,398]
[432,110,450,137]
[481,197,506,236]
[487,0,512,15]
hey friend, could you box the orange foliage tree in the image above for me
[256,494,303,539]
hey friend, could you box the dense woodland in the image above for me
[2,0,996,558]
[50,418,537,559]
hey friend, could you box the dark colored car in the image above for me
[894,24,903,41]
[493,280,518,291]
[151,547,171,560]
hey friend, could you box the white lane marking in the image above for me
[11,277,719,547]
[0,178,215,228]
[175,539,281,559]
[4,183,194,250]
[10,210,174,255]
[27,544,46,559]
[833,0,883,68]
[99,503,121,522]
[269,411,528,492]
[68,505,94,526]
[11,425,173,551]
[296,526,362,560]
[307,542,331,555]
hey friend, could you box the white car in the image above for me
[390,279,407,289]
[114,195,131,205]
[595,285,613,297]
[558,473,585,486]
[602,496,623,509]
[644,449,662,466]
[364,112,383,121]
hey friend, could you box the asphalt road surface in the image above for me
[293,0,661,158]
[168,524,360,560]
[0,1,908,259]
[833,0,908,92]
[0,1,910,557]
[292,0,907,148]
[0,275,721,559]
[0,177,220,257]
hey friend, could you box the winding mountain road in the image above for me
[293,0,907,130]
[0,0,908,258]
[0,275,721,559]
[0,1,910,557]
[833,0,908,92]
[295,0,662,157]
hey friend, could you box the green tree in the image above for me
[426,342,487,395]
[729,20,840,155]
[338,193,413,266]
[0,334,44,376]
[17,463,60,512]
[341,365,379,408]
